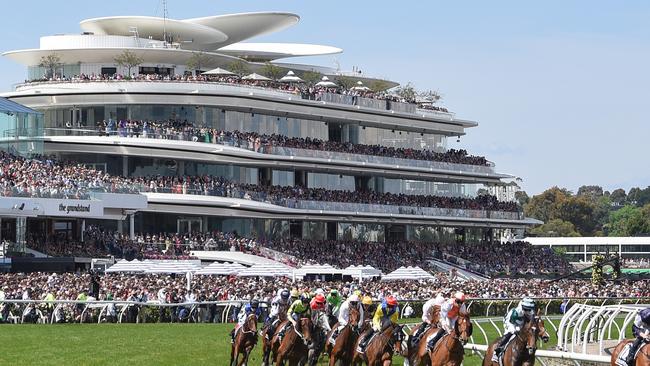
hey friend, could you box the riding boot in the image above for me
[495,332,512,356]
[357,330,375,353]
[625,337,644,366]
[230,328,236,344]
[426,329,445,352]
[412,322,427,346]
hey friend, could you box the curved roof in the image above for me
[217,42,342,61]
[79,12,300,50]
[184,12,300,47]
[80,16,228,49]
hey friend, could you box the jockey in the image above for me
[426,291,467,351]
[290,289,300,303]
[357,295,399,353]
[264,288,291,340]
[310,293,332,333]
[625,307,650,366]
[361,295,375,318]
[231,299,261,343]
[494,297,536,357]
[330,294,364,343]
[411,292,445,346]
[286,293,312,336]
[327,289,343,318]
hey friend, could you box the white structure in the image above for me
[526,236,650,261]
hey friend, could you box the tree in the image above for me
[577,185,604,200]
[515,191,530,206]
[369,80,391,92]
[418,89,443,103]
[610,188,627,207]
[395,82,417,102]
[524,186,572,223]
[555,195,597,235]
[38,53,62,79]
[529,219,580,237]
[260,62,284,81]
[301,71,322,86]
[606,204,650,236]
[114,50,143,77]
[336,76,358,90]
[227,60,250,77]
[186,52,212,75]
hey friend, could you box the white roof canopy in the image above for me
[278,70,304,83]
[194,262,245,275]
[237,263,293,277]
[201,67,236,76]
[381,266,434,281]
[242,73,272,81]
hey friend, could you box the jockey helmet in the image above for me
[521,298,535,312]
[353,289,362,297]
[300,293,310,303]
[250,299,259,309]
[290,289,300,299]
[640,308,650,324]
[280,289,290,300]
[454,291,466,304]
[386,296,398,307]
[315,288,325,296]
[330,289,339,296]
[362,296,373,305]
[348,294,360,304]
[314,294,326,305]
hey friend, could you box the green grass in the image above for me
[0,318,630,366]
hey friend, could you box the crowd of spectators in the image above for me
[1,272,648,308]
[92,119,489,167]
[26,72,447,112]
[0,150,138,199]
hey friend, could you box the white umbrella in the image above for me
[201,67,236,76]
[195,262,245,275]
[315,76,338,88]
[279,70,304,83]
[381,266,434,281]
[351,80,370,92]
[238,263,293,277]
[242,73,272,81]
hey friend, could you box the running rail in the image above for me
[464,343,611,363]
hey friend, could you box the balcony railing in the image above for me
[3,128,496,175]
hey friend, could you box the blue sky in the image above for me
[1,0,648,194]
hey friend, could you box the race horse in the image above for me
[428,312,473,366]
[482,315,550,366]
[230,313,258,366]
[325,306,361,365]
[262,314,288,366]
[405,305,441,366]
[611,339,650,366]
[352,322,405,366]
[273,316,315,366]
[308,311,330,366]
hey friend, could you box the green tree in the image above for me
[555,195,597,235]
[301,71,322,86]
[186,52,212,75]
[577,185,604,200]
[524,186,572,223]
[418,89,443,103]
[395,82,417,102]
[260,62,284,81]
[607,204,650,236]
[38,53,62,79]
[114,50,143,77]
[529,219,580,237]
[515,191,530,206]
[227,60,250,77]
[336,76,358,90]
[610,188,627,206]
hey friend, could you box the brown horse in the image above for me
[428,313,473,366]
[326,306,361,366]
[611,339,650,366]
[230,313,258,366]
[274,317,315,366]
[405,305,441,366]
[352,323,405,366]
[262,315,287,366]
[482,315,550,366]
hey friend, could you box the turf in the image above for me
[0,318,624,366]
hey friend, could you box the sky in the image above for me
[0,0,648,195]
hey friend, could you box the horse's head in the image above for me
[391,324,405,355]
[299,317,314,347]
[245,313,257,332]
[349,306,360,327]
[454,313,473,345]
[521,317,539,355]
[534,314,550,343]
[430,305,441,326]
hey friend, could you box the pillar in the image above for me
[117,219,123,235]
[81,219,86,242]
[129,214,135,240]
[178,161,185,176]
[122,156,128,177]
[16,217,26,253]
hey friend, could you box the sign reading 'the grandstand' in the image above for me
[42,199,104,218]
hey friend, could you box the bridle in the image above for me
[240,313,257,335]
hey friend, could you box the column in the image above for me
[178,160,185,176]
[16,217,26,253]
[122,156,128,177]
[129,214,135,240]
[81,219,86,242]
[117,219,123,235]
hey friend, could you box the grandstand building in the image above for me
[1,11,541,249]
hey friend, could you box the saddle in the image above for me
[410,323,431,348]
[425,329,446,353]
[491,334,517,364]
[615,342,647,366]
[356,332,378,354]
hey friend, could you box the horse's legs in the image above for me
[230,343,237,366]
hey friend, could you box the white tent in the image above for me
[293,264,342,278]
[194,262,245,275]
[238,263,293,277]
[242,73,272,81]
[351,80,371,91]
[381,266,434,281]
[144,261,202,274]
[342,265,382,281]
[106,259,202,274]
[201,67,236,76]
[105,259,152,273]
[279,70,304,83]
[315,76,338,88]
